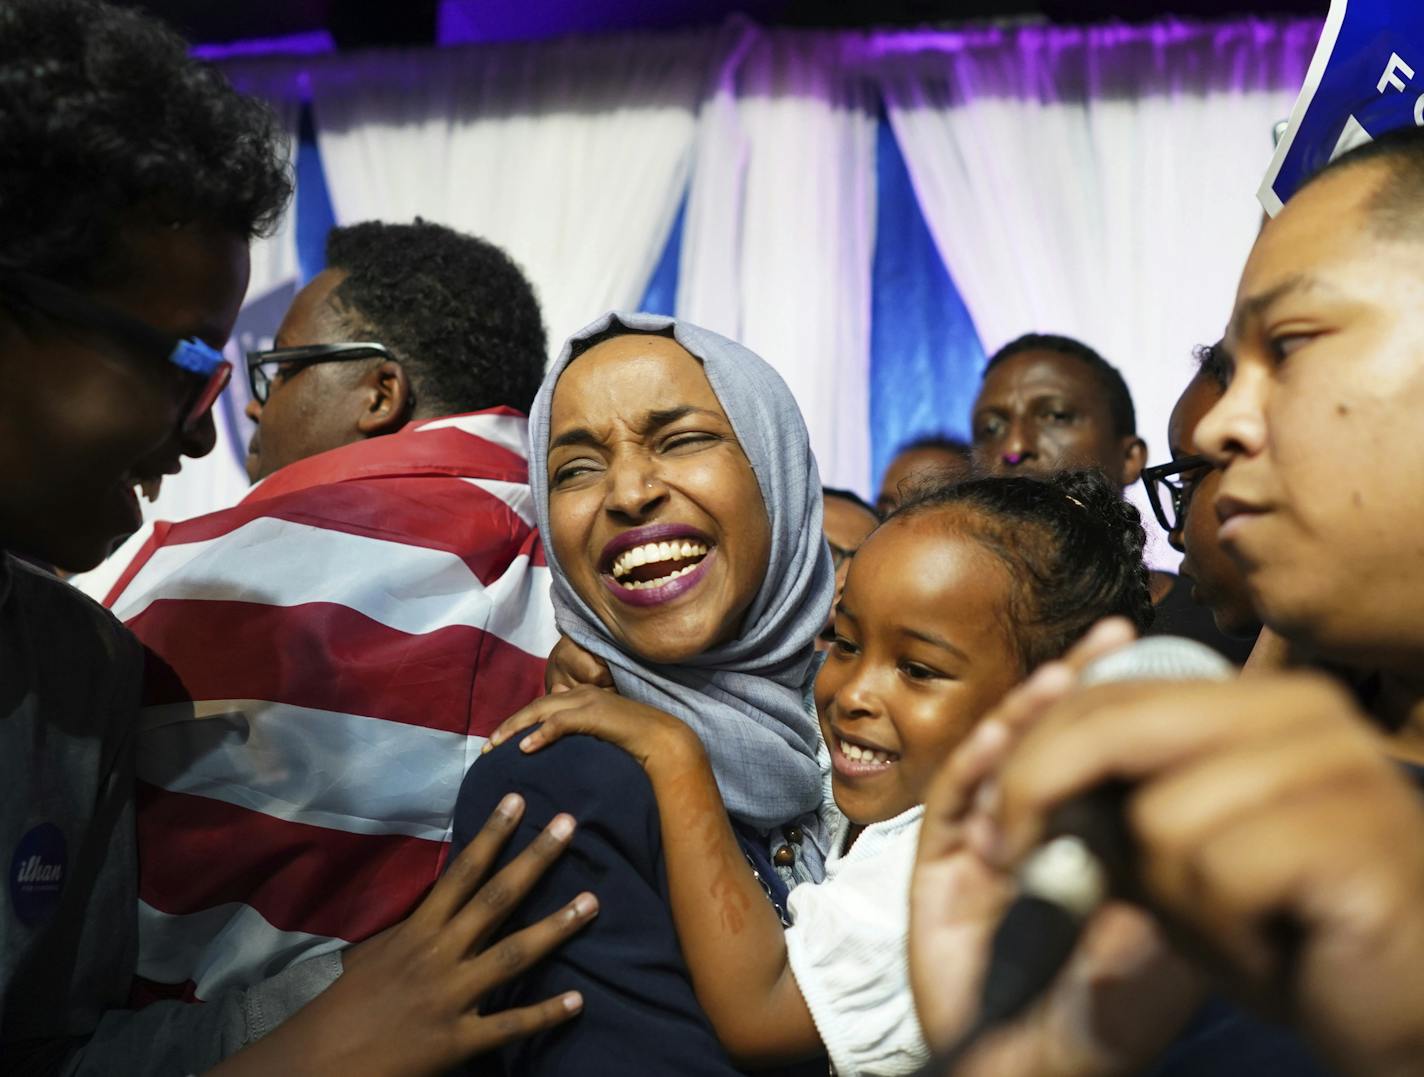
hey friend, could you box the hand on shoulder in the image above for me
[204,795,597,1077]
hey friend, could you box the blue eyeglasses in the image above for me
[0,270,232,433]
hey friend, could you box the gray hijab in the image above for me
[530,312,834,858]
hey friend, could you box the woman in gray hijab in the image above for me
[451,313,834,1077]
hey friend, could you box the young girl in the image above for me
[487,470,1153,1075]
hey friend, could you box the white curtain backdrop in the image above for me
[307,33,713,355]
[680,23,877,493]
[877,19,1318,561]
[76,18,1327,574]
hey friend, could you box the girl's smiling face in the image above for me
[815,511,1023,827]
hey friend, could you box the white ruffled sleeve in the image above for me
[784,810,928,1077]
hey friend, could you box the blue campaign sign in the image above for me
[1260,0,1424,215]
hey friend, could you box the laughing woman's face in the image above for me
[546,334,772,664]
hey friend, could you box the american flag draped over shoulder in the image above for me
[103,408,557,1005]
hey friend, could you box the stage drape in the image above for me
[876,20,1318,554]
[306,33,709,358]
[679,21,877,492]
[79,17,1325,554]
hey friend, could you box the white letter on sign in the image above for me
[1416,93,1424,125]
[1379,52,1416,94]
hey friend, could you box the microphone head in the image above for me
[1078,635,1234,686]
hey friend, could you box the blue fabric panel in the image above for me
[637,192,686,316]
[295,103,338,285]
[868,115,987,491]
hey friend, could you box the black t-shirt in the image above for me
[1145,572,1257,666]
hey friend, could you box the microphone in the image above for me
[948,637,1234,1060]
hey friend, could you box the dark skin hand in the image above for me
[979,667,1424,1077]
[205,795,598,1077]
[908,620,1203,1077]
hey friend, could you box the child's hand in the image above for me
[544,634,614,694]
[485,685,700,772]
[205,794,597,1077]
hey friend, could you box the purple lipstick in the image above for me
[599,523,716,608]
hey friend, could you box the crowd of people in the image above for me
[6,0,1424,1075]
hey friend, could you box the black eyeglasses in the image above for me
[1141,454,1213,533]
[0,269,231,433]
[245,342,395,405]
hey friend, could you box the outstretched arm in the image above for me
[486,688,823,1066]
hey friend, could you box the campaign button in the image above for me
[9,823,67,926]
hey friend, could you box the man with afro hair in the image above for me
[242,219,547,481]
[100,218,563,1031]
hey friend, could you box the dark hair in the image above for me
[823,487,876,516]
[326,220,547,415]
[0,0,292,283]
[1193,340,1231,390]
[984,333,1137,438]
[893,470,1153,670]
[895,435,971,459]
[1300,124,1424,239]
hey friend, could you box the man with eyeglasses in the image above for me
[99,219,561,1016]
[968,333,1250,661]
[912,125,1424,1077]
[1141,343,1261,661]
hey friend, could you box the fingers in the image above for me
[918,660,1078,855]
[485,697,559,753]
[544,635,614,696]
[447,812,579,950]
[1146,769,1419,985]
[567,647,614,690]
[514,712,583,754]
[485,690,593,753]
[416,793,525,927]
[458,989,586,1054]
[1056,617,1138,676]
[989,675,1361,866]
[919,719,1008,854]
[931,618,1135,824]
[1129,722,1382,880]
[460,891,599,1005]
[543,635,580,695]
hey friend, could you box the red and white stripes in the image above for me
[107,410,556,1004]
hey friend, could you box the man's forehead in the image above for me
[276,269,354,345]
[979,354,1098,399]
[1227,190,1381,343]
[1235,164,1384,308]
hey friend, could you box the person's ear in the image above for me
[1118,436,1148,486]
[355,360,414,437]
